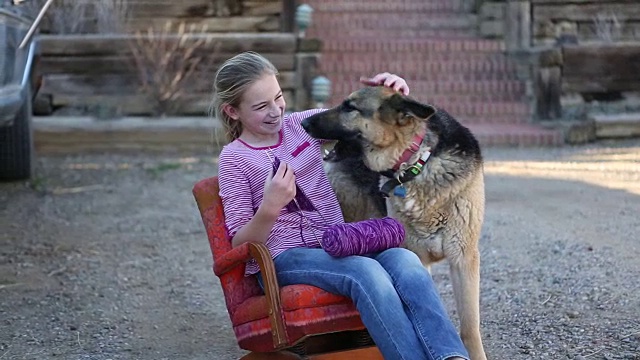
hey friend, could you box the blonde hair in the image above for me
[211,52,278,142]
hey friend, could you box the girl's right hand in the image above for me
[262,162,296,216]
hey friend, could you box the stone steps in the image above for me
[591,113,640,139]
[303,0,565,146]
[308,0,473,13]
[321,58,517,74]
[319,37,506,53]
[309,12,477,35]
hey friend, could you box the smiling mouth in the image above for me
[264,117,281,125]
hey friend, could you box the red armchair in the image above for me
[192,176,383,359]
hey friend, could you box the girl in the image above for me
[213,51,469,360]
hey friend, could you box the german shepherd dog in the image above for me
[301,86,487,360]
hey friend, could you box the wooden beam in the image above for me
[47,90,295,115]
[504,1,531,52]
[39,71,296,96]
[38,34,297,56]
[281,0,296,32]
[294,53,319,111]
[38,54,298,75]
[576,21,640,42]
[531,0,636,4]
[125,0,282,18]
[562,43,640,93]
[126,0,211,18]
[126,16,280,33]
[535,66,562,119]
[246,1,283,16]
[533,3,640,22]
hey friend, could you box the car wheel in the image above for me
[0,87,34,181]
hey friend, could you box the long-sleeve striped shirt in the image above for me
[218,109,344,275]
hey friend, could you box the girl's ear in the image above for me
[222,104,240,120]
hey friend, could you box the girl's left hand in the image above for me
[360,72,410,96]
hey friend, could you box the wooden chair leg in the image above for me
[307,346,384,360]
[240,350,302,360]
[240,346,383,360]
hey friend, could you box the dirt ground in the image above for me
[1,139,639,360]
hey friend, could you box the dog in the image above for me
[302,86,487,360]
[320,139,387,223]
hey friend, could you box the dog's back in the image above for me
[393,109,484,263]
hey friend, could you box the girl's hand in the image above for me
[360,72,410,96]
[262,161,296,216]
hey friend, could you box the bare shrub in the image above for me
[94,0,130,34]
[128,22,219,117]
[593,12,624,43]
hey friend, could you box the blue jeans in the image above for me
[259,247,469,360]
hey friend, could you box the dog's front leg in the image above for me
[449,249,487,360]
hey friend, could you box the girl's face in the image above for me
[224,73,286,146]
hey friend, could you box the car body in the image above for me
[0,6,38,180]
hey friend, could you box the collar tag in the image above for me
[393,185,406,198]
[419,150,431,163]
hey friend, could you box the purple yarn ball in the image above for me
[321,217,406,257]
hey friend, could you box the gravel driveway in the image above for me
[1,140,639,360]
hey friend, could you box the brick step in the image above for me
[312,11,478,28]
[321,54,511,66]
[324,95,530,117]
[310,28,475,38]
[320,59,517,75]
[318,38,506,53]
[312,12,477,28]
[328,80,526,96]
[323,69,519,82]
[452,116,528,125]
[433,102,530,117]
[323,91,527,104]
[305,0,473,13]
[466,123,564,147]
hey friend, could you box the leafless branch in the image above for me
[128,22,219,116]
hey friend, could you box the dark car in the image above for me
[0,5,38,180]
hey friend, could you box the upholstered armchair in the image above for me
[192,176,382,359]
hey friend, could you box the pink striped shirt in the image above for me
[218,109,345,275]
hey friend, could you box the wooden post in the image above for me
[505,1,531,53]
[294,37,322,111]
[294,53,319,111]
[281,0,297,33]
[534,48,563,120]
[461,0,483,13]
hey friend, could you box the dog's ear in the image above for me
[386,94,436,124]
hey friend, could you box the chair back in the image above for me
[192,176,263,315]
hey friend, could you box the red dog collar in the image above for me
[392,127,427,172]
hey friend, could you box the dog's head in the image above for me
[302,86,438,171]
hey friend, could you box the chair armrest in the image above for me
[248,243,289,349]
[213,242,252,277]
[213,242,289,348]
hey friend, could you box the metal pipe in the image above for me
[18,0,55,49]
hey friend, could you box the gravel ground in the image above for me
[1,139,639,360]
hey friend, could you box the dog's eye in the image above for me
[342,102,358,112]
